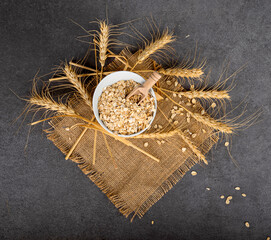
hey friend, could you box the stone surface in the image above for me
[0,0,270,239]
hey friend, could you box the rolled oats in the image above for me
[98,80,155,135]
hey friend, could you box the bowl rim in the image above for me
[92,71,157,138]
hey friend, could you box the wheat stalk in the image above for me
[93,130,97,165]
[64,64,92,107]
[158,67,204,79]
[181,90,230,100]
[134,30,174,68]
[132,129,180,139]
[80,124,160,162]
[29,94,76,115]
[102,133,118,169]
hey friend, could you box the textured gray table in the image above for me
[0,1,270,239]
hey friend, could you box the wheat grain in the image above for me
[191,171,197,176]
[64,65,92,107]
[158,67,203,79]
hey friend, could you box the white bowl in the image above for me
[92,71,157,138]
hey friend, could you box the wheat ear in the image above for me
[158,67,204,79]
[156,105,207,164]
[63,64,92,107]
[191,112,233,134]
[181,90,230,100]
[132,129,207,164]
[159,87,230,100]
[158,88,233,134]
[135,30,174,65]
[29,94,76,115]
[178,130,208,165]
[97,21,109,68]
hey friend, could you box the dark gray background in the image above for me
[0,0,270,239]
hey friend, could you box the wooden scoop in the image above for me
[126,72,161,104]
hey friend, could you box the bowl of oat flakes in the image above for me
[93,71,157,137]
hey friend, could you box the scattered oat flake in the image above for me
[165,98,169,101]
[161,140,165,144]
[174,81,178,86]
[171,113,176,119]
[245,221,250,228]
[211,102,216,108]
[192,99,196,104]
[178,93,182,98]
[187,117,191,123]
[173,93,177,97]
[192,133,197,138]
[202,129,206,133]
[235,187,240,190]
[225,196,232,204]
[185,34,190,38]
[174,121,178,125]
[157,140,161,145]
[191,171,197,176]
[201,109,205,115]
[182,147,187,153]
[206,188,210,191]
[220,195,225,199]
[68,137,72,141]
[225,142,229,147]
[173,106,178,110]
[151,220,154,225]
[144,142,149,147]
[158,125,163,129]
[242,193,247,197]
[166,80,172,85]
[65,127,70,131]
[154,124,158,129]
[169,119,173,123]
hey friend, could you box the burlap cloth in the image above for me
[46,49,218,220]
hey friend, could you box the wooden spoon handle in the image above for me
[142,72,161,91]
